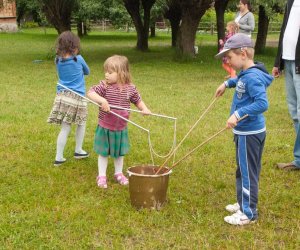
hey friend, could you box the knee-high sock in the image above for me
[98,155,108,176]
[114,156,124,174]
[56,122,71,161]
[75,123,87,154]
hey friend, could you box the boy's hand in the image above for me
[215,83,226,97]
[226,114,238,129]
[272,67,280,78]
[101,99,110,112]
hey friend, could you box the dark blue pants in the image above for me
[234,132,266,220]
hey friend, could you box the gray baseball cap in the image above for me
[215,33,253,59]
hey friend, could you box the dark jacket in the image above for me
[274,0,300,74]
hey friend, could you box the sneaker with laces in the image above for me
[224,210,256,225]
[53,159,66,167]
[114,173,129,185]
[225,202,240,213]
[74,152,89,159]
[96,176,107,188]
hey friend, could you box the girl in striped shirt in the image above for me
[88,55,151,188]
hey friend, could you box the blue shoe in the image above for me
[74,152,89,159]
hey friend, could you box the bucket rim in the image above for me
[127,165,172,177]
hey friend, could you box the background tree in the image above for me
[41,0,77,34]
[253,0,285,53]
[149,0,166,37]
[214,0,230,50]
[164,0,181,47]
[176,0,214,56]
[123,0,156,51]
[73,0,105,36]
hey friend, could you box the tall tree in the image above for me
[123,0,156,51]
[214,0,230,51]
[41,0,77,34]
[177,0,213,56]
[254,0,285,53]
[164,0,181,47]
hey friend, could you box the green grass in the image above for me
[0,28,299,249]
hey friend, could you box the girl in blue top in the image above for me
[48,31,90,166]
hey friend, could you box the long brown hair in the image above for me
[104,55,132,85]
[55,31,80,57]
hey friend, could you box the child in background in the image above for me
[48,31,90,166]
[219,21,239,79]
[87,55,151,188]
[215,33,273,225]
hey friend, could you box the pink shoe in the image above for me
[114,173,128,185]
[96,176,107,188]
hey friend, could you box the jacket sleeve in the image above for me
[234,77,268,119]
[274,3,288,69]
[225,77,238,88]
[78,55,90,75]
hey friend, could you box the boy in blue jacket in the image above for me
[215,33,274,225]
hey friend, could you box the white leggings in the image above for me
[98,155,124,176]
[55,122,86,161]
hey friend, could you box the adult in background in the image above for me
[235,0,255,38]
[273,0,300,171]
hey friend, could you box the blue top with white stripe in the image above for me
[225,63,274,135]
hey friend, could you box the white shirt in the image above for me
[282,0,300,60]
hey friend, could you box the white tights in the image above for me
[55,122,87,161]
[98,155,124,176]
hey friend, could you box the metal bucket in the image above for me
[127,165,171,210]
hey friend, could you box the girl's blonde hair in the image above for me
[104,55,132,84]
[227,21,239,33]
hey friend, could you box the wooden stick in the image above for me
[166,114,249,173]
[155,97,218,175]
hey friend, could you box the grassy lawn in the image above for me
[0,28,299,249]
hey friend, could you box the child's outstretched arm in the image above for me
[87,89,110,112]
[136,101,151,115]
[215,82,226,97]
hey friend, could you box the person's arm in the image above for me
[273,3,288,76]
[87,85,110,112]
[78,55,90,75]
[234,78,269,119]
[215,78,238,97]
[135,100,151,115]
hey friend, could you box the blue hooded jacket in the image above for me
[225,63,274,135]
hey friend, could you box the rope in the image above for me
[147,118,177,165]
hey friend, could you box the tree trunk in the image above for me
[215,0,229,51]
[77,21,83,37]
[164,0,181,47]
[255,5,269,54]
[150,24,155,37]
[41,0,75,34]
[123,0,156,51]
[177,12,201,55]
[177,0,213,56]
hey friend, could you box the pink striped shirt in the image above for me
[90,81,141,131]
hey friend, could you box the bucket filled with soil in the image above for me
[127,165,171,210]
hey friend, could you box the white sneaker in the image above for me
[224,210,255,225]
[225,202,240,213]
